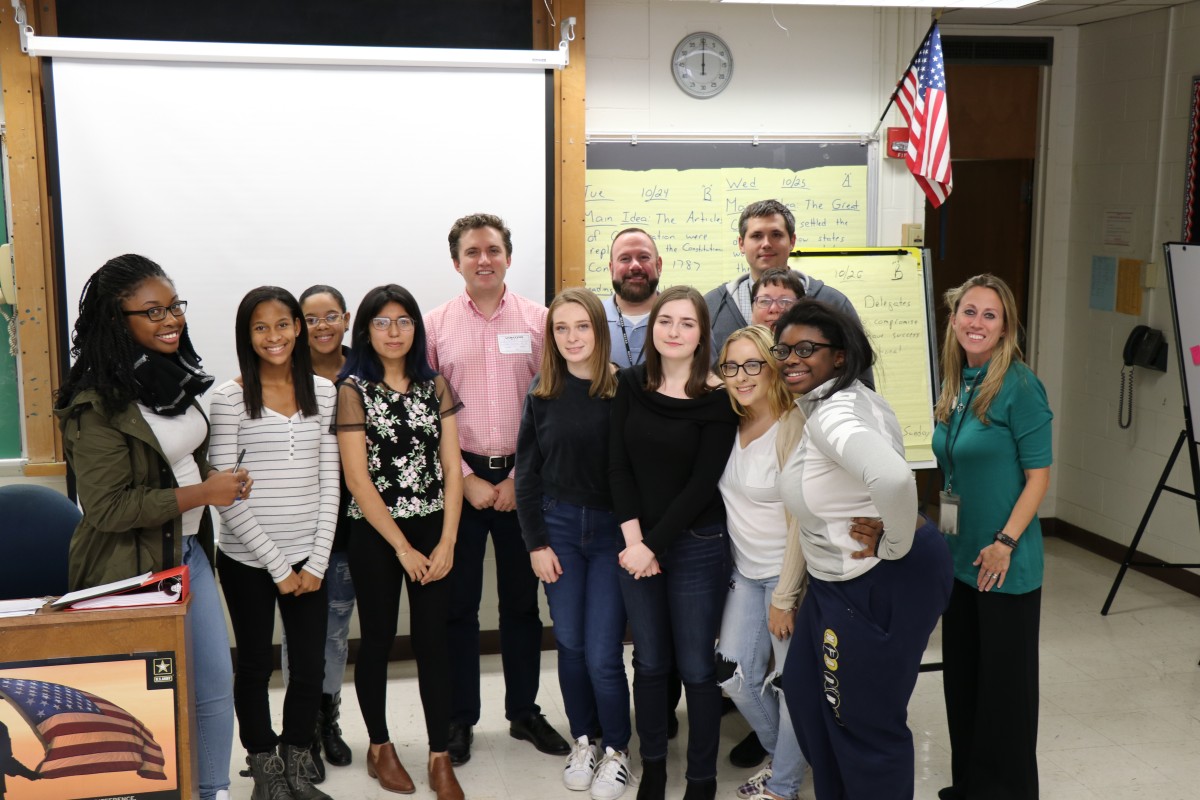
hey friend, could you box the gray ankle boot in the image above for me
[280,743,333,800]
[248,750,294,800]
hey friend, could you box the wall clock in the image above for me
[671,32,733,99]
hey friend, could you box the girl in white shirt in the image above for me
[715,325,808,800]
[209,286,339,800]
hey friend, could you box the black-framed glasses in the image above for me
[304,312,346,327]
[770,340,838,360]
[370,315,415,332]
[719,360,767,377]
[752,296,798,310]
[122,301,187,322]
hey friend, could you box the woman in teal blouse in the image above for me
[931,274,1052,800]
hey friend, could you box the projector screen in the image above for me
[46,53,552,398]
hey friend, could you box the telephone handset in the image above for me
[1119,325,1169,429]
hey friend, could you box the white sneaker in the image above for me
[563,735,601,791]
[736,761,773,799]
[590,747,635,800]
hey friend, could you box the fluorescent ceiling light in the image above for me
[718,0,1040,8]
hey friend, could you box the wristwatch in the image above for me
[994,531,1019,550]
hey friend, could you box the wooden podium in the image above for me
[0,598,197,798]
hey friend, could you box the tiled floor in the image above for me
[235,538,1200,799]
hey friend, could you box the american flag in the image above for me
[896,23,952,207]
[0,677,167,780]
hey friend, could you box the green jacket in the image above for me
[55,389,215,590]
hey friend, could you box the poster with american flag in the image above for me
[896,23,952,207]
[0,655,178,800]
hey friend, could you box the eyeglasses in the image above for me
[719,360,767,377]
[770,340,838,360]
[304,312,346,327]
[370,315,415,332]
[122,301,187,322]
[753,296,798,310]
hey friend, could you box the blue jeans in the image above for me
[282,549,356,694]
[619,523,729,781]
[184,534,235,800]
[540,497,630,750]
[716,570,807,798]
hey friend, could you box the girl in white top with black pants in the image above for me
[209,286,340,800]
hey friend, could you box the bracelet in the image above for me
[994,531,1019,550]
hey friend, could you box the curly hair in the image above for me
[57,254,203,415]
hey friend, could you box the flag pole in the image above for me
[870,16,940,140]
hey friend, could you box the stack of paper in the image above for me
[0,598,46,618]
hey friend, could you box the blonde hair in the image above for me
[533,288,617,400]
[933,274,1024,425]
[719,326,794,421]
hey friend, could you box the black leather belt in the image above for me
[463,451,516,471]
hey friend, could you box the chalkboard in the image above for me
[585,139,873,294]
[793,248,938,467]
[1164,243,1200,443]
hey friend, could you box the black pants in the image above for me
[217,552,327,753]
[349,512,452,750]
[941,579,1041,800]
[447,460,542,725]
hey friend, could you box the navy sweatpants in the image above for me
[782,520,953,800]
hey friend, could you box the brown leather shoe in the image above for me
[367,742,415,794]
[428,751,465,800]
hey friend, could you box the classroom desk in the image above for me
[0,598,197,799]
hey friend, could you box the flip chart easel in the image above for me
[1101,242,1200,621]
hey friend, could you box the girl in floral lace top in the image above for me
[334,284,465,800]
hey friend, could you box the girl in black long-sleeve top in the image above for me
[609,285,738,800]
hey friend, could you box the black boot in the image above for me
[682,778,717,800]
[247,749,295,800]
[280,743,333,800]
[319,692,353,767]
[637,758,667,800]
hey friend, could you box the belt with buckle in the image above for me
[464,452,516,471]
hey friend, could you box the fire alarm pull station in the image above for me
[886,127,908,159]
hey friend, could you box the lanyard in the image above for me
[615,305,644,366]
[944,369,984,493]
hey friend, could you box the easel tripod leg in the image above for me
[1100,429,1188,615]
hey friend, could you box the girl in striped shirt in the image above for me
[209,286,340,800]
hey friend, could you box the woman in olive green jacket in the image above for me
[55,254,249,800]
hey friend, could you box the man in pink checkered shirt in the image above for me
[424,213,568,767]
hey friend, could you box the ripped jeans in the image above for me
[716,569,806,799]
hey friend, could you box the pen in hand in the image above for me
[233,448,246,502]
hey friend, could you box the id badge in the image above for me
[939,490,960,535]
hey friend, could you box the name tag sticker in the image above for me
[498,333,532,354]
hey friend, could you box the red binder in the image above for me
[52,565,190,611]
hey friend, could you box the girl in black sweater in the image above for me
[609,285,738,800]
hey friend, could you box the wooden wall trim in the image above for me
[535,0,585,292]
[1,1,61,467]
[1043,517,1200,601]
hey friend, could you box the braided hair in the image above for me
[57,254,203,415]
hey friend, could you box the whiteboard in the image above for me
[47,56,551,401]
[1164,243,1200,441]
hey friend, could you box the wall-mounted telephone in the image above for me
[1119,325,1169,428]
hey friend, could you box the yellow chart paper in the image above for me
[793,248,935,466]
[585,165,869,293]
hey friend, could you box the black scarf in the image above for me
[131,347,214,416]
